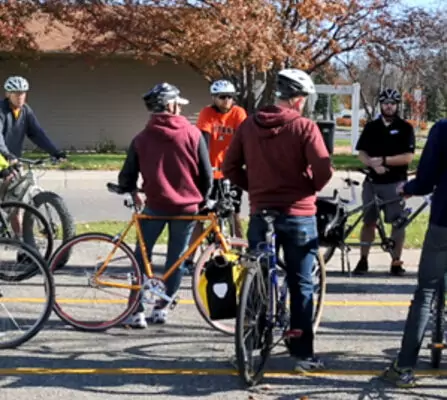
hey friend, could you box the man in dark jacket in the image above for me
[118,82,213,328]
[0,76,65,162]
[0,75,66,240]
[222,69,333,372]
[382,119,447,387]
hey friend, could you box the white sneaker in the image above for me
[122,312,147,329]
[149,307,168,324]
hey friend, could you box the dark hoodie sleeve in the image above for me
[404,120,444,196]
[222,125,248,191]
[118,138,140,192]
[304,121,333,192]
[197,135,213,198]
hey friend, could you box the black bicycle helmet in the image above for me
[379,88,401,103]
[143,82,189,112]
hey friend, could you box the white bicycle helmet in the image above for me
[210,80,237,95]
[4,76,29,92]
[276,69,315,99]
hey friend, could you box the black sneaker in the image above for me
[382,361,416,388]
[390,260,406,276]
[353,257,368,275]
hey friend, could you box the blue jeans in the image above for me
[248,213,318,359]
[396,223,447,369]
[134,207,196,312]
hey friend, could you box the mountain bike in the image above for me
[5,157,75,268]
[234,210,326,386]
[316,168,430,274]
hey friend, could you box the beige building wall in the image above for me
[0,54,211,150]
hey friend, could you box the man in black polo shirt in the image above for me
[354,88,415,276]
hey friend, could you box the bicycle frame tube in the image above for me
[94,211,231,290]
[342,195,404,247]
[266,224,278,323]
[399,195,431,229]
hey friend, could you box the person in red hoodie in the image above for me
[117,82,213,328]
[222,69,333,372]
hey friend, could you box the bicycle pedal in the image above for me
[284,329,303,339]
[169,296,180,310]
[428,342,445,349]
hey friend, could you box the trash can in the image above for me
[316,120,336,155]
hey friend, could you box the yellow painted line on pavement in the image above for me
[0,367,446,377]
[0,298,414,306]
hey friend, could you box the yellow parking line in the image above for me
[0,298,414,306]
[0,367,446,377]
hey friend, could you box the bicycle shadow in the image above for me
[1,338,445,398]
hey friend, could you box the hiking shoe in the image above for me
[122,312,147,329]
[390,260,406,276]
[382,361,416,388]
[294,357,325,373]
[353,257,368,275]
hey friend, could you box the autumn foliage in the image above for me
[0,1,38,53]
[38,0,404,111]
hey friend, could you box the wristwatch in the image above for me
[382,156,387,167]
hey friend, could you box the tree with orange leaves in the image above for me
[41,0,416,112]
[0,1,38,53]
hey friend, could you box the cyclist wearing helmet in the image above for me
[354,88,415,276]
[223,69,333,372]
[118,82,212,328]
[0,76,65,163]
[0,75,66,240]
[191,80,247,237]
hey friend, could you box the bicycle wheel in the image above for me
[192,237,247,335]
[321,245,336,264]
[312,251,327,334]
[49,233,142,331]
[271,249,326,334]
[0,201,54,282]
[31,191,76,269]
[0,238,54,348]
[430,281,445,368]
[235,265,272,386]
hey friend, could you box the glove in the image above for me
[0,166,15,179]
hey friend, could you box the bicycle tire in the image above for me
[192,237,247,336]
[0,200,54,282]
[313,251,327,334]
[321,245,336,264]
[267,249,326,334]
[0,238,54,349]
[49,232,142,332]
[235,266,272,386]
[431,281,445,368]
[32,191,76,269]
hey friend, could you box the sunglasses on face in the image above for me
[217,95,234,100]
[382,101,397,105]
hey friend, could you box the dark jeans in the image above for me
[396,223,447,369]
[134,207,196,312]
[247,213,318,359]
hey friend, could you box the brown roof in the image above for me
[26,14,75,52]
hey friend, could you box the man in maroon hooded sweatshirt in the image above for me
[117,83,213,328]
[222,69,333,372]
